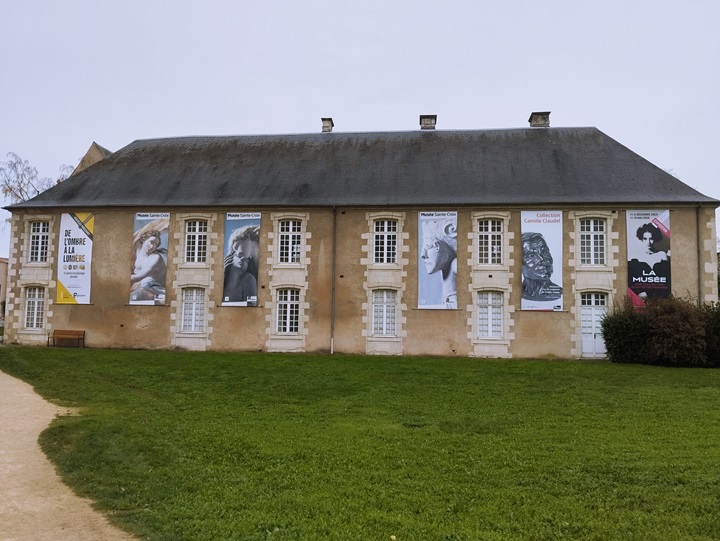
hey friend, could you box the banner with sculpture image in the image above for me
[521,211,563,311]
[222,212,260,306]
[418,211,458,309]
[627,210,670,305]
[56,212,94,304]
[130,213,169,305]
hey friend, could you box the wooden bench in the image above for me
[48,329,85,348]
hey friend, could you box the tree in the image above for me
[0,152,72,204]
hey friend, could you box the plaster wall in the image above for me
[5,204,718,357]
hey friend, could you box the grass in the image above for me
[1,347,720,541]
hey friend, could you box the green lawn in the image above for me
[1,347,719,541]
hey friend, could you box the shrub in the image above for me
[701,302,720,368]
[601,297,650,363]
[602,296,719,367]
[644,297,706,367]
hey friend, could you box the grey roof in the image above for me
[8,127,718,209]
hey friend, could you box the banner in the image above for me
[418,211,457,309]
[627,210,671,304]
[222,212,260,306]
[130,213,169,305]
[521,211,563,311]
[56,213,94,304]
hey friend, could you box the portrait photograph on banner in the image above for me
[418,211,458,309]
[627,210,671,305]
[56,212,94,304]
[222,212,260,306]
[521,211,563,311]
[130,213,169,305]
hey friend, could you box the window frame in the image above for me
[477,290,504,339]
[276,288,300,334]
[477,218,503,265]
[373,219,398,264]
[24,286,45,329]
[28,221,50,263]
[579,218,606,266]
[581,291,607,308]
[278,220,302,264]
[371,289,398,336]
[181,287,206,333]
[184,220,208,264]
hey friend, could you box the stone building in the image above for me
[4,113,718,358]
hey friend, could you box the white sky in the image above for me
[1,1,718,258]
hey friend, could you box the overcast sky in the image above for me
[1,1,718,258]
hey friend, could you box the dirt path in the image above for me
[0,370,138,541]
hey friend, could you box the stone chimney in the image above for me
[321,118,334,133]
[419,114,437,130]
[528,111,551,128]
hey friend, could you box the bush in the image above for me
[601,297,650,364]
[701,302,720,367]
[644,298,706,367]
[602,296,716,367]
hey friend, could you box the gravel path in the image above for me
[0,370,138,541]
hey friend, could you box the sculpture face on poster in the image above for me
[521,232,562,302]
[420,217,458,309]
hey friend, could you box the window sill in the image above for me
[369,335,400,341]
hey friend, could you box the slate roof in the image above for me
[8,127,718,209]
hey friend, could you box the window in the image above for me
[278,220,302,263]
[580,219,606,265]
[24,287,45,329]
[181,288,205,332]
[276,288,300,333]
[29,221,50,262]
[373,220,397,264]
[372,289,397,336]
[478,219,502,265]
[477,291,503,338]
[581,292,607,308]
[184,220,208,263]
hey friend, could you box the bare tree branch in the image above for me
[0,152,56,204]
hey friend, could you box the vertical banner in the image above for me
[222,212,260,306]
[418,211,458,309]
[130,213,169,305]
[56,213,94,304]
[521,211,563,311]
[627,210,671,305]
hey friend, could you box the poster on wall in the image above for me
[222,212,260,306]
[130,213,169,305]
[521,211,563,311]
[56,213,94,304]
[418,211,458,309]
[627,210,671,305]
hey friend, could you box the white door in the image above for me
[581,293,607,358]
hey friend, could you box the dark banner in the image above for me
[627,210,671,304]
[222,213,260,306]
[521,211,563,311]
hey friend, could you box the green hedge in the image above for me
[602,297,720,367]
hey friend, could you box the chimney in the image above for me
[321,117,334,133]
[528,111,551,128]
[419,114,437,130]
